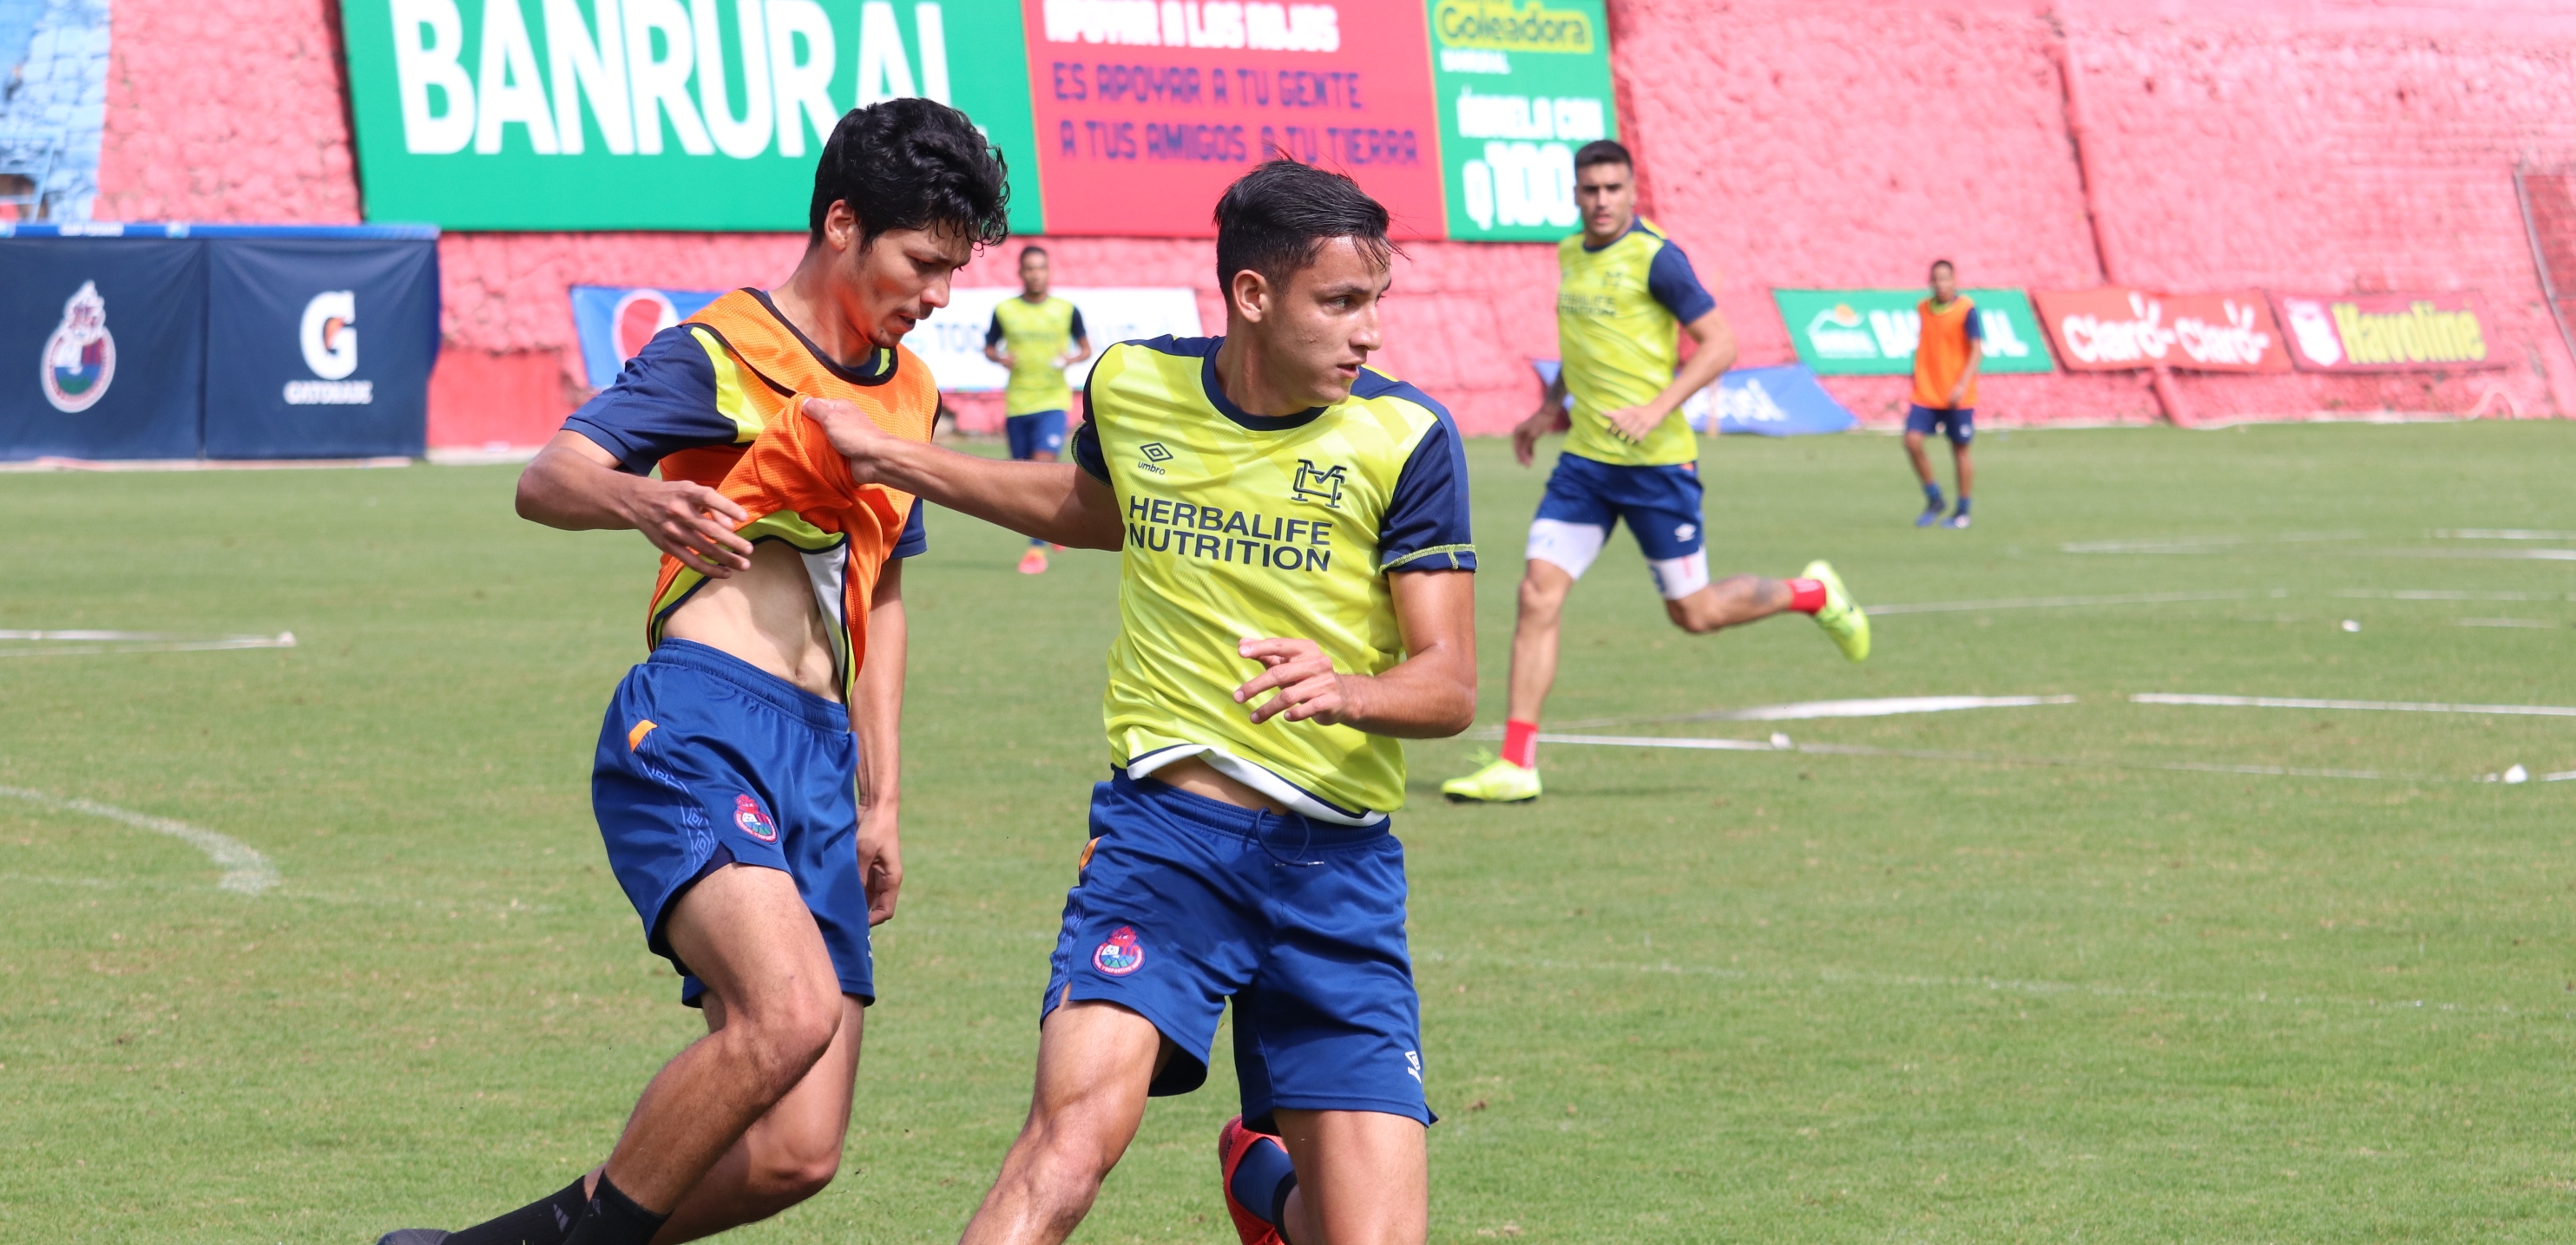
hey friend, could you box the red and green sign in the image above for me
[338,0,1615,238]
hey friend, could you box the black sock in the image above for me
[446,1177,590,1245]
[561,1174,669,1245]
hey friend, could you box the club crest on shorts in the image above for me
[1091,925,1145,975]
[732,794,778,842]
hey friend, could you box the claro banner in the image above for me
[1771,288,2054,377]
[338,0,1618,238]
[2030,288,2290,373]
[2269,292,2504,372]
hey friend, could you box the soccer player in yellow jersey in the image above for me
[1442,140,1872,805]
[805,160,1476,1245]
[984,244,1090,573]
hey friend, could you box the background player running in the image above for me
[985,244,1090,573]
[1906,259,1981,528]
[379,100,1006,1245]
[1442,139,1870,806]
[804,159,1476,1245]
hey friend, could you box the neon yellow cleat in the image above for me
[1441,756,1542,803]
[1803,559,1870,662]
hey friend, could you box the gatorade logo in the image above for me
[288,291,373,405]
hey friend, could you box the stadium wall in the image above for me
[89,0,2576,448]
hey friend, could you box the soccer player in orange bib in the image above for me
[1905,259,1981,528]
[378,100,1007,1245]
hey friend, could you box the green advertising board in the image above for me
[338,0,1042,232]
[1424,0,1618,242]
[1772,289,2056,376]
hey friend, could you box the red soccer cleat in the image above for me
[1217,1115,1289,1245]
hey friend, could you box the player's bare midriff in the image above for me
[660,541,842,701]
[1151,756,1286,815]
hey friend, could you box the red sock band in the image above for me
[1787,578,1827,613]
[1502,719,1540,770]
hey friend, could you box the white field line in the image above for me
[0,786,278,894]
[2458,618,2564,629]
[2133,692,2576,719]
[1484,694,2079,736]
[2431,528,2576,541]
[2337,589,2576,601]
[1870,590,2258,615]
[0,629,295,659]
[2372,547,2576,561]
[2060,531,2362,554]
[1533,732,2406,782]
[2548,771,2576,783]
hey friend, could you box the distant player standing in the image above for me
[985,245,1090,573]
[1441,139,1870,806]
[1905,259,1980,528]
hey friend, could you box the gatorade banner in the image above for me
[2031,287,2291,373]
[1771,288,2054,377]
[0,239,207,461]
[571,285,726,388]
[335,0,1617,239]
[2268,291,2504,372]
[907,285,1203,392]
[203,238,443,457]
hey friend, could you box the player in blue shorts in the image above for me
[985,245,1089,573]
[805,159,1476,1245]
[1442,140,1871,805]
[1905,259,1981,528]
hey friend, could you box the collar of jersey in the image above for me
[1580,216,1656,254]
[748,288,899,387]
[1193,337,1327,431]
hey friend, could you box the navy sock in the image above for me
[1955,495,1972,515]
[1922,482,1944,510]
[446,1176,589,1245]
[559,1175,667,1245]
[1229,1133,1298,1235]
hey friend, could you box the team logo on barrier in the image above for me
[40,281,115,414]
[287,291,373,405]
[733,794,779,842]
[1092,925,1146,975]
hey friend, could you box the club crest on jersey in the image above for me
[733,794,778,842]
[1091,925,1145,975]
[1291,459,1346,508]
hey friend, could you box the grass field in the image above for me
[3,422,2573,1243]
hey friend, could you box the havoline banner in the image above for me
[337,0,1622,239]
[1771,288,2054,377]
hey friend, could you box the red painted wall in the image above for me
[91,0,2576,447]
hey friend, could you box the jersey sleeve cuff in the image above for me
[1383,544,1477,573]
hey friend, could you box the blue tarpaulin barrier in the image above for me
[0,224,438,461]
[1528,358,1860,436]
[571,285,725,390]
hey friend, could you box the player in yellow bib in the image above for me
[1442,140,1873,805]
[984,245,1090,573]
[803,160,1475,1245]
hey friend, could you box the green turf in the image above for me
[3,423,2573,1243]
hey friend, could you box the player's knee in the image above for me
[1902,430,1926,451]
[736,993,841,1091]
[1665,600,1723,635]
[1516,573,1569,622]
[748,1137,843,1205]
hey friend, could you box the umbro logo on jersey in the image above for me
[1137,442,1172,475]
[1291,459,1346,508]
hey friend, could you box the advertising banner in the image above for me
[2269,291,2503,372]
[907,285,1203,393]
[336,1,1620,239]
[2031,287,2290,373]
[572,285,726,388]
[0,239,206,459]
[1771,288,2054,377]
[203,239,443,457]
[1679,364,1856,436]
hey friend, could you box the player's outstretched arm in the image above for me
[800,398,1124,551]
[1511,373,1571,467]
[514,430,754,576]
[1234,569,1476,738]
[1599,308,1738,444]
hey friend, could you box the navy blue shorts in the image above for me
[1904,404,1974,444]
[1526,452,1712,597]
[593,639,873,1006]
[1006,410,1068,459]
[1043,772,1428,1126]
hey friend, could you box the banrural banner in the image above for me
[1771,289,2054,377]
[2269,292,2503,372]
[336,0,1616,239]
[2031,287,2290,373]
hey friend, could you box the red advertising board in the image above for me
[2031,287,2291,372]
[1023,2,1449,239]
[2269,292,2503,371]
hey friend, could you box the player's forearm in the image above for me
[1349,569,1477,737]
[856,439,1122,549]
[1655,327,1738,416]
[851,575,907,816]
[516,433,641,531]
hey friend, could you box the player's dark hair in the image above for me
[1929,258,1955,276]
[808,98,1010,251]
[1212,159,1394,292]
[1020,244,1049,262]
[1574,139,1633,172]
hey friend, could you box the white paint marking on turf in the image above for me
[0,629,296,659]
[1532,733,2404,782]
[2430,528,2576,541]
[2546,771,2576,783]
[2060,531,2362,554]
[2133,693,2576,719]
[1869,590,2258,616]
[0,786,278,894]
[2371,547,2576,561]
[2457,618,2563,629]
[1672,695,2080,723]
[2337,589,2576,602]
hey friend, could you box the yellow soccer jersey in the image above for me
[1071,336,1476,822]
[1555,218,1719,468]
[986,295,1088,416]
